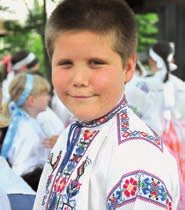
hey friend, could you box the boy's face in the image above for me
[52,30,135,121]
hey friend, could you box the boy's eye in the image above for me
[89,59,105,66]
[58,60,73,67]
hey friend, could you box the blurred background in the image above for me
[0,0,185,84]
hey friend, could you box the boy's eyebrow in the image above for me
[52,54,109,60]
[52,56,67,63]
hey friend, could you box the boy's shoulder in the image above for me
[116,107,163,152]
[115,107,178,170]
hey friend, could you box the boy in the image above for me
[33,0,180,209]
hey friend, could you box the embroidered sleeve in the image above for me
[107,170,173,210]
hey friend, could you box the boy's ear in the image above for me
[125,54,137,83]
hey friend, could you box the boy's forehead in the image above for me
[53,31,115,51]
[55,30,115,46]
[51,30,120,63]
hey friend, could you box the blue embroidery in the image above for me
[107,170,172,210]
[117,109,163,151]
[44,125,98,209]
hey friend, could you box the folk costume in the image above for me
[127,47,185,209]
[1,74,50,191]
[33,96,180,210]
[6,115,49,176]
[139,72,185,210]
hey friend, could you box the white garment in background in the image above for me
[0,187,11,210]
[33,96,180,210]
[2,71,15,104]
[0,157,35,194]
[140,71,185,135]
[126,70,185,136]
[8,116,49,176]
[51,92,76,127]
[37,107,65,137]
[125,73,149,118]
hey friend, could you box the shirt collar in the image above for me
[80,95,127,128]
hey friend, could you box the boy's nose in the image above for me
[72,67,89,87]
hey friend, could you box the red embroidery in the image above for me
[54,176,67,193]
[83,130,96,140]
[123,177,138,197]
[166,198,172,210]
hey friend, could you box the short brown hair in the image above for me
[45,0,138,66]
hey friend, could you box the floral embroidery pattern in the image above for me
[117,109,163,151]
[123,177,137,198]
[107,170,172,210]
[56,157,91,209]
[43,126,98,210]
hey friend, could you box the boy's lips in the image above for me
[66,92,96,97]
[72,95,91,98]
[66,93,97,100]
[70,96,94,101]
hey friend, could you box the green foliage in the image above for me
[0,0,47,76]
[25,0,45,37]
[2,21,33,52]
[1,20,44,72]
[136,13,159,52]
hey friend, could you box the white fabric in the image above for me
[126,70,185,135]
[149,48,164,69]
[33,99,180,210]
[8,116,50,176]
[169,62,177,71]
[149,48,177,73]
[37,107,65,137]
[0,187,11,210]
[2,71,15,104]
[125,73,149,117]
[0,157,35,194]
[51,92,76,127]
[12,53,36,71]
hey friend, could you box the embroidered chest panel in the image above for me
[42,128,99,210]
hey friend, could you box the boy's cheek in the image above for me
[52,73,61,88]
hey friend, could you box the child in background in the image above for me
[33,0,180,209]
[0,50,65,148]
[1,50,40,104]
[1,73,52,191]
[141,41,185,209]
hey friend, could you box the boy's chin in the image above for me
[74,113,98,122]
